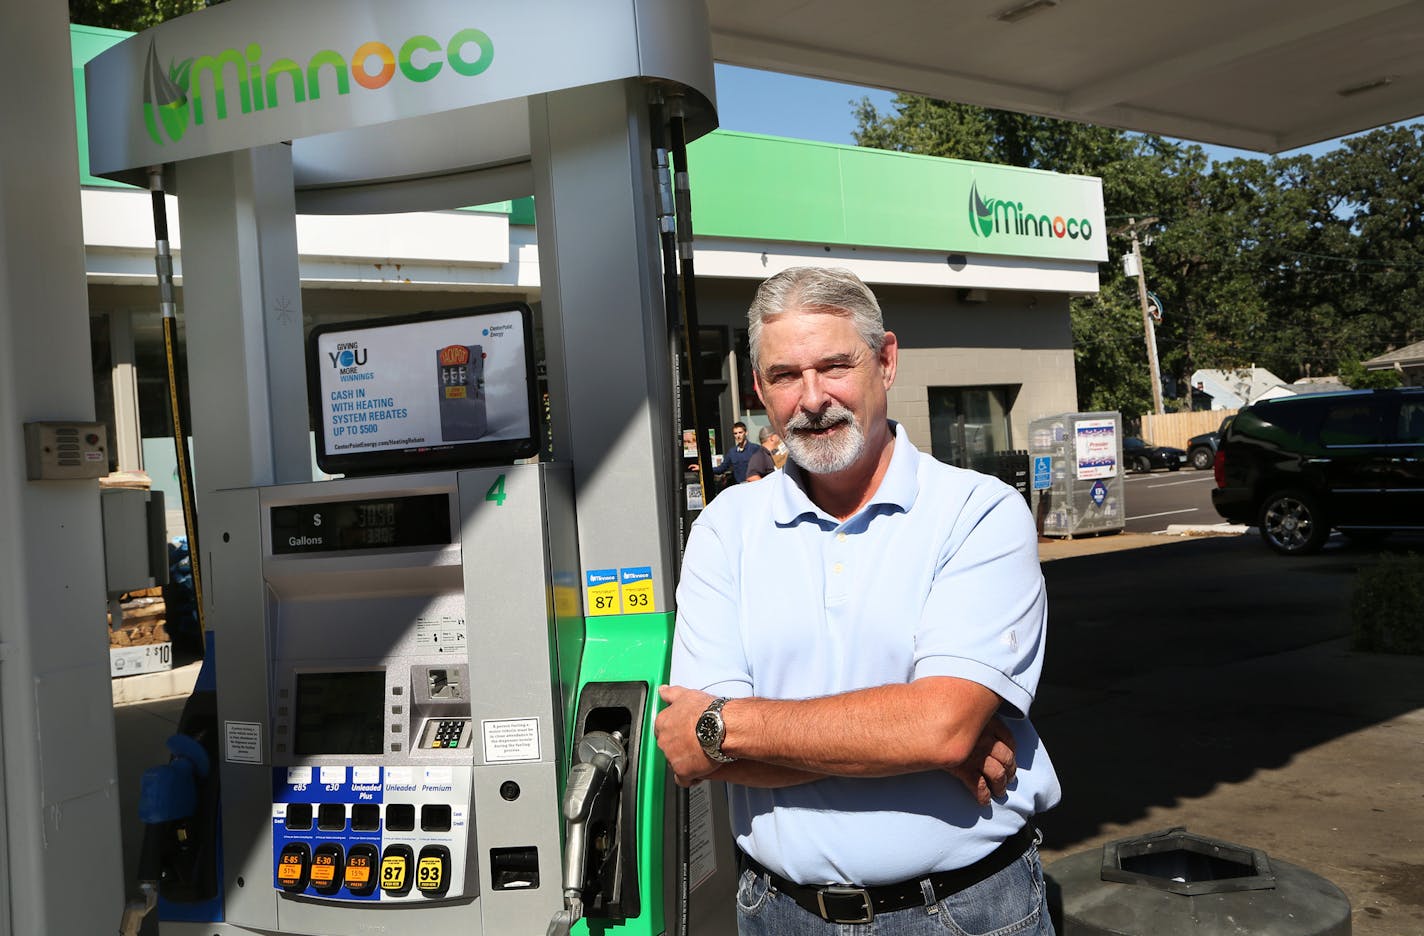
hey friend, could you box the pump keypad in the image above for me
[430,719,466,749]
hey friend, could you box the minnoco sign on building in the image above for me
[687,133,1108,264]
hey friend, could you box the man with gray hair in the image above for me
[655,267,1058,934]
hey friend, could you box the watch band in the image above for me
[698,697,736,763]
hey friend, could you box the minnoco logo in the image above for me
[968,180,1094,241]
[141,28,494,146]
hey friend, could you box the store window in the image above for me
[928,385,1016,468]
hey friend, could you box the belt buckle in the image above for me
[816,885,874,924]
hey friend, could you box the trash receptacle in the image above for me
[1046,828,1351,935]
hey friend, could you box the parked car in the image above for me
[1186,415,1235,470]
[1123,436,1187,472]
[1212,388,1424,555]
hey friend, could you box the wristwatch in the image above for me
[694,697,736,764]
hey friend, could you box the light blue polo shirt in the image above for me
[671,423,1060,886]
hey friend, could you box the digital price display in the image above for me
[270,493,451,555]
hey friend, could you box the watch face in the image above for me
[695,712,719,745]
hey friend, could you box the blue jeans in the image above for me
[735,845,1055,936]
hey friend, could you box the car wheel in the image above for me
[1131,455,1151,473]
[1258,489,1330,555]
[1190,446,1213,470]
[1168,462,1181,471]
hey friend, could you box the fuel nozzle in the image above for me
[549,730,627,936]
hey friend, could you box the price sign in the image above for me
[620,566,654,614]
[585,569,619,617]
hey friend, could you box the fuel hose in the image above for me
[147,167,206,643]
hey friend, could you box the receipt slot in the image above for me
[194,465,581,936]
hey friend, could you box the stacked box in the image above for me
[109,585,173,677]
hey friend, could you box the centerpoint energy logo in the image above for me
[141,27,494,146]
[968,180,1094,242]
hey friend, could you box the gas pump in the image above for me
[199,465,584,935]
[85,4,740,934]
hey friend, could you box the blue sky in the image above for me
[712,64,1353,164]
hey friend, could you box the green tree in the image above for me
[1338,360,1403,390]
[853,97,1424,412]
[69,0,208,30]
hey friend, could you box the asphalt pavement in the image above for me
[1034,529,1424,936]
[111,528,1424,935]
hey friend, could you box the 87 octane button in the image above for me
[380,844,414,897]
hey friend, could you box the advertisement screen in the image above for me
[309,303,538,475]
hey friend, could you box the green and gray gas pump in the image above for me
[85,2,736,934]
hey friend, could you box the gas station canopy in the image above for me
[707,0,1424,153]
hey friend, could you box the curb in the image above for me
[1163,523,1250,536]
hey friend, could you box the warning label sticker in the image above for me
[482,717,540,763]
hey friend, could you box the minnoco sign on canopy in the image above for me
[85,0,715,182]
[141,28,495,147]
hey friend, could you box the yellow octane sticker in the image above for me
[381,856,407,890]
[417,855,444,891]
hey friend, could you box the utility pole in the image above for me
[1121,217,1165,416]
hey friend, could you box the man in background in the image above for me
[711,420,757,487]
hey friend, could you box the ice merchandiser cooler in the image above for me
[1029,411,1125,537]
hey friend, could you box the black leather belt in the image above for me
[739,824,1038,925]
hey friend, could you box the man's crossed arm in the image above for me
[654,676,1016,806]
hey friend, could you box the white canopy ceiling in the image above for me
[707,0,1424,152]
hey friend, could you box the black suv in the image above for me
[1186,415,1234,471]
[1212,388,1424,554]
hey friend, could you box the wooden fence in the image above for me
[1138,408,1237,451]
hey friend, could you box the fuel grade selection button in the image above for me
[276,842,311,893]
[380,844,415,896]
[416,845,451,897]
[345,843,380,897]
[310,843,345,895]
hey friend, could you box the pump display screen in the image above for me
[270,493,451,555]
[308,302,539,475]
[294,672,387,756]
